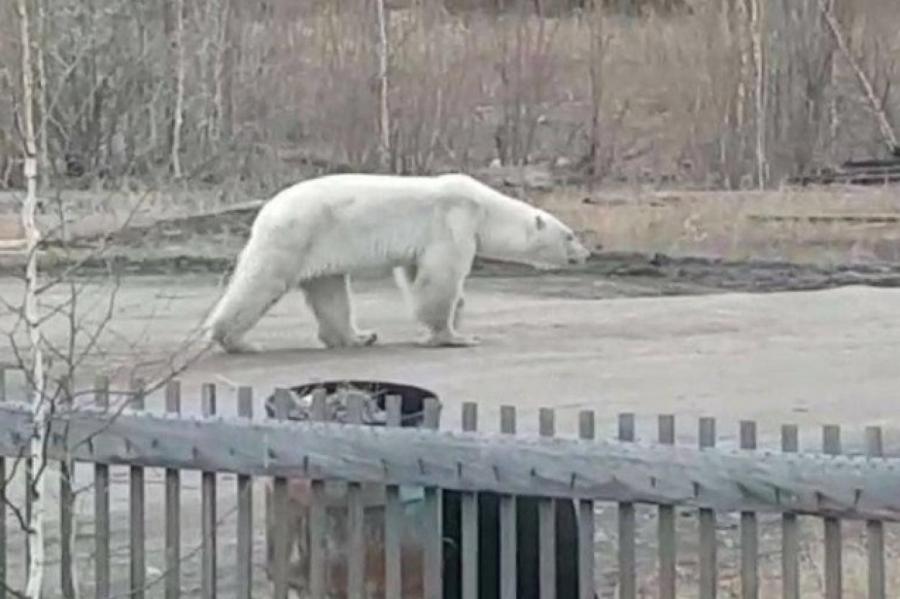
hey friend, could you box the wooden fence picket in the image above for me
[780,424,799,599]
[461,402,479,599]
[165,381,182,599]
[500,406,517,599]
[866,426,886,599]
[823,425,842,599]
[739,421,758,599]
[129,379,146,599]
[657,415,676,599]
[538,408,557,599]
[235,386,253,599]
[698,417,716,599]
[94,376,111,599]
[577,411,596,599]
[617,413,636,599]
[201,383,218,599]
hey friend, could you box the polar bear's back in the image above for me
[249,174,485,278]
[258,173,478,222]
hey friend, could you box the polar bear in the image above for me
[203,173,591,353]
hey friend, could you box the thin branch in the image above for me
[817,0,899,153]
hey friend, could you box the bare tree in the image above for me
[35,0,49,189]
[749,0,767,187]
[585,4,610,187]
[818,0,898,155]
[221,0,238,141]
[375,0,391,170]
[15,0,48,595]
[164,0,186,177]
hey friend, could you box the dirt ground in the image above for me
[4,271,900,435]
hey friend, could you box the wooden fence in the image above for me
[1,373,899,598]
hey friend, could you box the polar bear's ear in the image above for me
[535,214,546,230]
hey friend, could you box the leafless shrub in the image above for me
[0,0,898,195]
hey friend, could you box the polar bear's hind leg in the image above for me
[302,274,377,348]
[206,254,293,353]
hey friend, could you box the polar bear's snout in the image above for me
[566,234,593,266]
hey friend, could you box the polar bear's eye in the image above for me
[565,233,575,241]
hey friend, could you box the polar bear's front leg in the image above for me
[301,274,377,348]
[409,241,479,348]
[452,295,465,331]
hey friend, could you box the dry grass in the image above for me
[4,182,900,269]
[535,184,900,265]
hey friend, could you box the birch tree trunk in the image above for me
[587,6,605,190]
[749,0,767,188]
[16,0,48,595]
[170,0,185,177]
[720,0,740,188]
[35,0,49,188]
[375,0,391,170]
[221,0,238,141]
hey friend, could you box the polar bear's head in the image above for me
[526,209,592,270]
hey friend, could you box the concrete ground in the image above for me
[3,273,900,597]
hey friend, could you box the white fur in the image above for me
[203,173,591,352]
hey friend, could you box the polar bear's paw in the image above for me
[356,330,378,347]
[420,331,480,348]
[320,330,379,349]
[220,339,263,354]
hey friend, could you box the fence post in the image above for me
[270,388,292,599]
[578,411,596,599]
[865,426,885,599]
[308,389,328,599]
[201,383,218,599]
[617,413,636,599]
[235,387,253,599]
[461,403,479,599]
[822,425,842,599]
[780,425,799,599]
[165,381,182,599]
[93,376,111,599]
[538,408,556,599]
[384,395,403,598]
[739,421,758,599]
[698,417,716,599]
[423,398,442,599]
[657,415,676,599]
[499,406,517,599]
[129,378,146,599]
[346,393,365,599]
[59,377,75,599]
